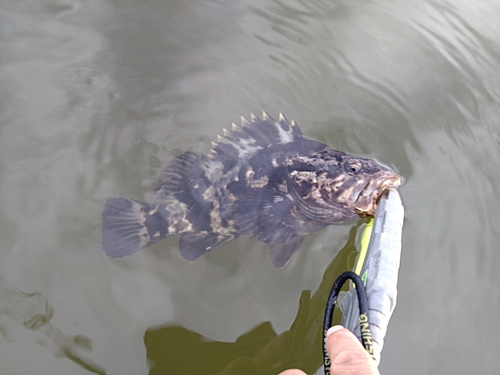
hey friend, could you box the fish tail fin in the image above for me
[101,197,173,258]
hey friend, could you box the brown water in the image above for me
[1,0,500,374]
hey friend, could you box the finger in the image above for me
[326,326,380,375]
[278,369,307,375]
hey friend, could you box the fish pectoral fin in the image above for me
[178,232,234,261]
[101,198,170,258]
[268,235,305,268]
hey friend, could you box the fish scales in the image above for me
[101,112,401,267]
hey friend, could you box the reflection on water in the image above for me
[0,277,106,375]
[1,0,500,374]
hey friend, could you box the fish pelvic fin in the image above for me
[101,197,188,258]
[268,235,305,268]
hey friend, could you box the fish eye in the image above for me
[344,159,362,174]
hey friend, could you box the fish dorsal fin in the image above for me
[154,150,219,202]
[155,151,207,192]
[154,113,303,200]
[211,112,304,164]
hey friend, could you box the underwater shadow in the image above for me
[145,221,366,375]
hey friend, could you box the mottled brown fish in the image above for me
[102,112,401,268]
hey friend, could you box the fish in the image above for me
[101,112,401,268]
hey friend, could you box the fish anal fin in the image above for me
[179,232,234,261]
[268,235,305,268]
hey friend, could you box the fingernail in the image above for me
[326,325,344,337]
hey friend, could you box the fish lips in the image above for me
[353,172,402,216]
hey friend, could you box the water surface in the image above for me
[1,0,500,374]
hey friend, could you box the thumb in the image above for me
[326,326,380,375]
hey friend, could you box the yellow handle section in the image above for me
[354,218,374,282]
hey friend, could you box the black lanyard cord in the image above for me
[322,271,375,374]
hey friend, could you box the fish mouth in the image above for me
[354,173,402,216]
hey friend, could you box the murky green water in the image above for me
[1,0,500,374]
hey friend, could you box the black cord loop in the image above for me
[322,271,375,375]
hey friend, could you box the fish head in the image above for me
[286,144,402,223]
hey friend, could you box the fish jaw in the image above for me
[353,172,402,216]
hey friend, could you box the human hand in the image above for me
[278,325,380,375]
